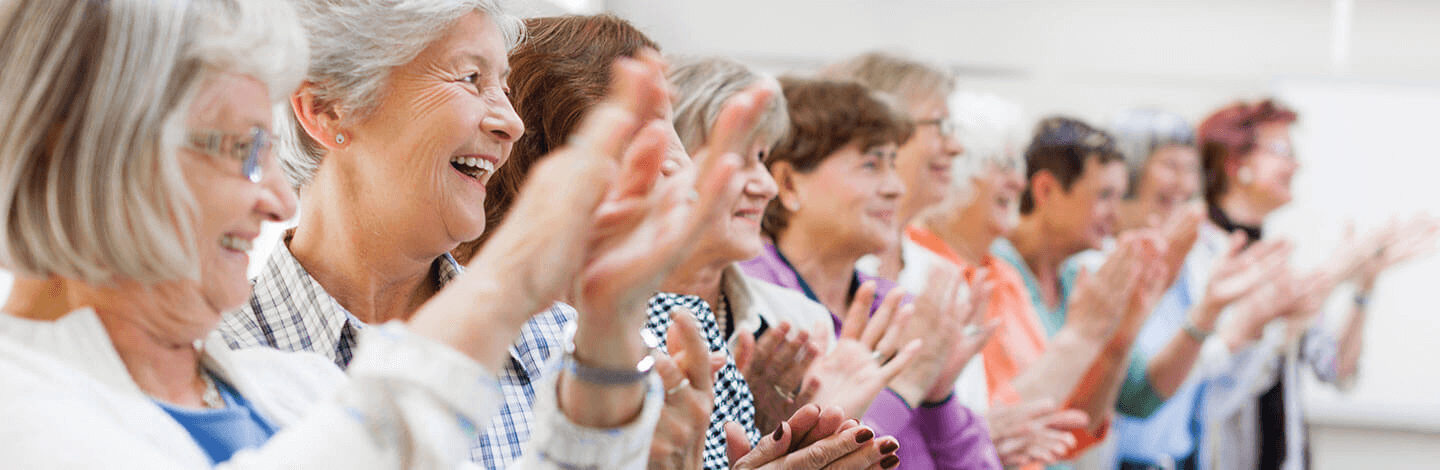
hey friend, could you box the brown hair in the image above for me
[1196,99,1298,206]
[452,14,658,263]
[760,77,914,238]
[1018,116,1125,214]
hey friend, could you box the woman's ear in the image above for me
[771,162,802,212]
[1030,169,1059,211]
[290,83,348,150]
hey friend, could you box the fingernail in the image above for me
[879,439,898,454]
[855,428,874,443]
[881,455,900,469]
[772,424,784,441]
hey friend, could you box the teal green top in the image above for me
[989,239,1165,420]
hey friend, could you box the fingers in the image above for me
[876,338,923,385]
[825,436,899,470]
[861,288,907,348]
[699,85,775,170]
[870,304,914,360]
[785,424,879,469]
[839,281,877,340]
[793,406,848,451]
[610,121,672,200]
[668,307,715,389]
[733,327,757,374]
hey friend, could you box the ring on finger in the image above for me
[871,350,891,365]
[772,383,797,401]
[666,378,691,396]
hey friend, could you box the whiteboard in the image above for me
[1268,77,1440,432]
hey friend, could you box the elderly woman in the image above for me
[661,56,931,469]
[1104,109,1296,470]
[461,16,904,470]
[0,0,688,467]
[208,1,767,467]
[1194,100,1437,470]
[738,77,1000,470]
[819,52,965,281]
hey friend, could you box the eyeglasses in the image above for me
[915,117,958,136]
[183,126,269,183]
[1258,139,1294,160]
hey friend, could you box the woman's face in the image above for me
[1136,144,1200,221]
[1236,122,1299,212]
[960,164,1025,240]
[784,142,905,256]
[694,139,779,263]
[341,12,522,253]
[181,73,298,313]
[896,94,964,212]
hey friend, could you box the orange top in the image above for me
[906,226,1108,463]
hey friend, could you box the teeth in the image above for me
[450,156,495,179]
[220,234,252,252]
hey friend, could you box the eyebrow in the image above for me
[455,52,511,80]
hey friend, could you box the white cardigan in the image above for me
[0,309,661,469]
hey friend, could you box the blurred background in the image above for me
[3,0,1436,467]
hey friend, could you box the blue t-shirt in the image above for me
[156,375,278,465]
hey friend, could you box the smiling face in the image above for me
[1235,122,1299,212]
[339,12,522,254]
[896,94,964,216]
[1135,144,1201,221]
[960,163,1025,241]
[783,141,905,256]
[180,73,298,313]
[1045,157,1126,253]
[690,139,780,264]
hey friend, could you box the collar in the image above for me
[771,244,863,306]
[1208,203,1263,244]
[719,265,768,342]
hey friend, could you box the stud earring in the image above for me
[1236,167,1253,184]
[335,133,346,144]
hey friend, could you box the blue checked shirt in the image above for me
[217,238,574,469]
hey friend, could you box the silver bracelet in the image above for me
[1182,319,1213,342]
[560,324,656,386]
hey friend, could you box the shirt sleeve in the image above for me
[511,357,664,470]
[863,389,917,437]
[1116,350,1165,418]
[914,396,1003,470]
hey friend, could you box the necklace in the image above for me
[199,369,224,409]
[716,292,731,339]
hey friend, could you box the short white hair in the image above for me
[668,56,789,153]
[945,91,1027,206]
[277,0,524,189]
[0,0,307,284]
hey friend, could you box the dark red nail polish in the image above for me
[879,440,898,454]
[855,428,874,443]
[773,425,784,441]
[880,455,899,469]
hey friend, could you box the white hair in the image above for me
[277,0,524,189]
[668,55,789,153]
[0,0,307,284]
[944,91,1027,206]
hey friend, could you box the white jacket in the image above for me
[0,309,662,469]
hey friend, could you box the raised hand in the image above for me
[888,262,990,406]
[986,399,1088,467]
[803,282,922,419]
[741,321,824,433]
[1064,235,1148,342]
[649,308,722,470]
[726,405,901,470]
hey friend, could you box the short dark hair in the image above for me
[454,14,658,262]
[1196,99,1298,206]
[1018,116,1125,214]
[761,77,914,238]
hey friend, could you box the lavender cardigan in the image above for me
[738,244,1002,470]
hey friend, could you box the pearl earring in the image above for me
[1237,167,1253,184]
[335,133,346,144]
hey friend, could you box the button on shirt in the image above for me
[217,239,574,469]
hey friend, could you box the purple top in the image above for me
[738,244,1002,470]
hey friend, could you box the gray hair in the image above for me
[0,0,307,284]
[944,91,1027,206]
[1108,109,1195,198]
[817,51,956,110]
[668,56,789,153]
[277,0,523,189]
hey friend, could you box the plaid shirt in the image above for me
[217,239,573,469]
[645,292,760,470]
